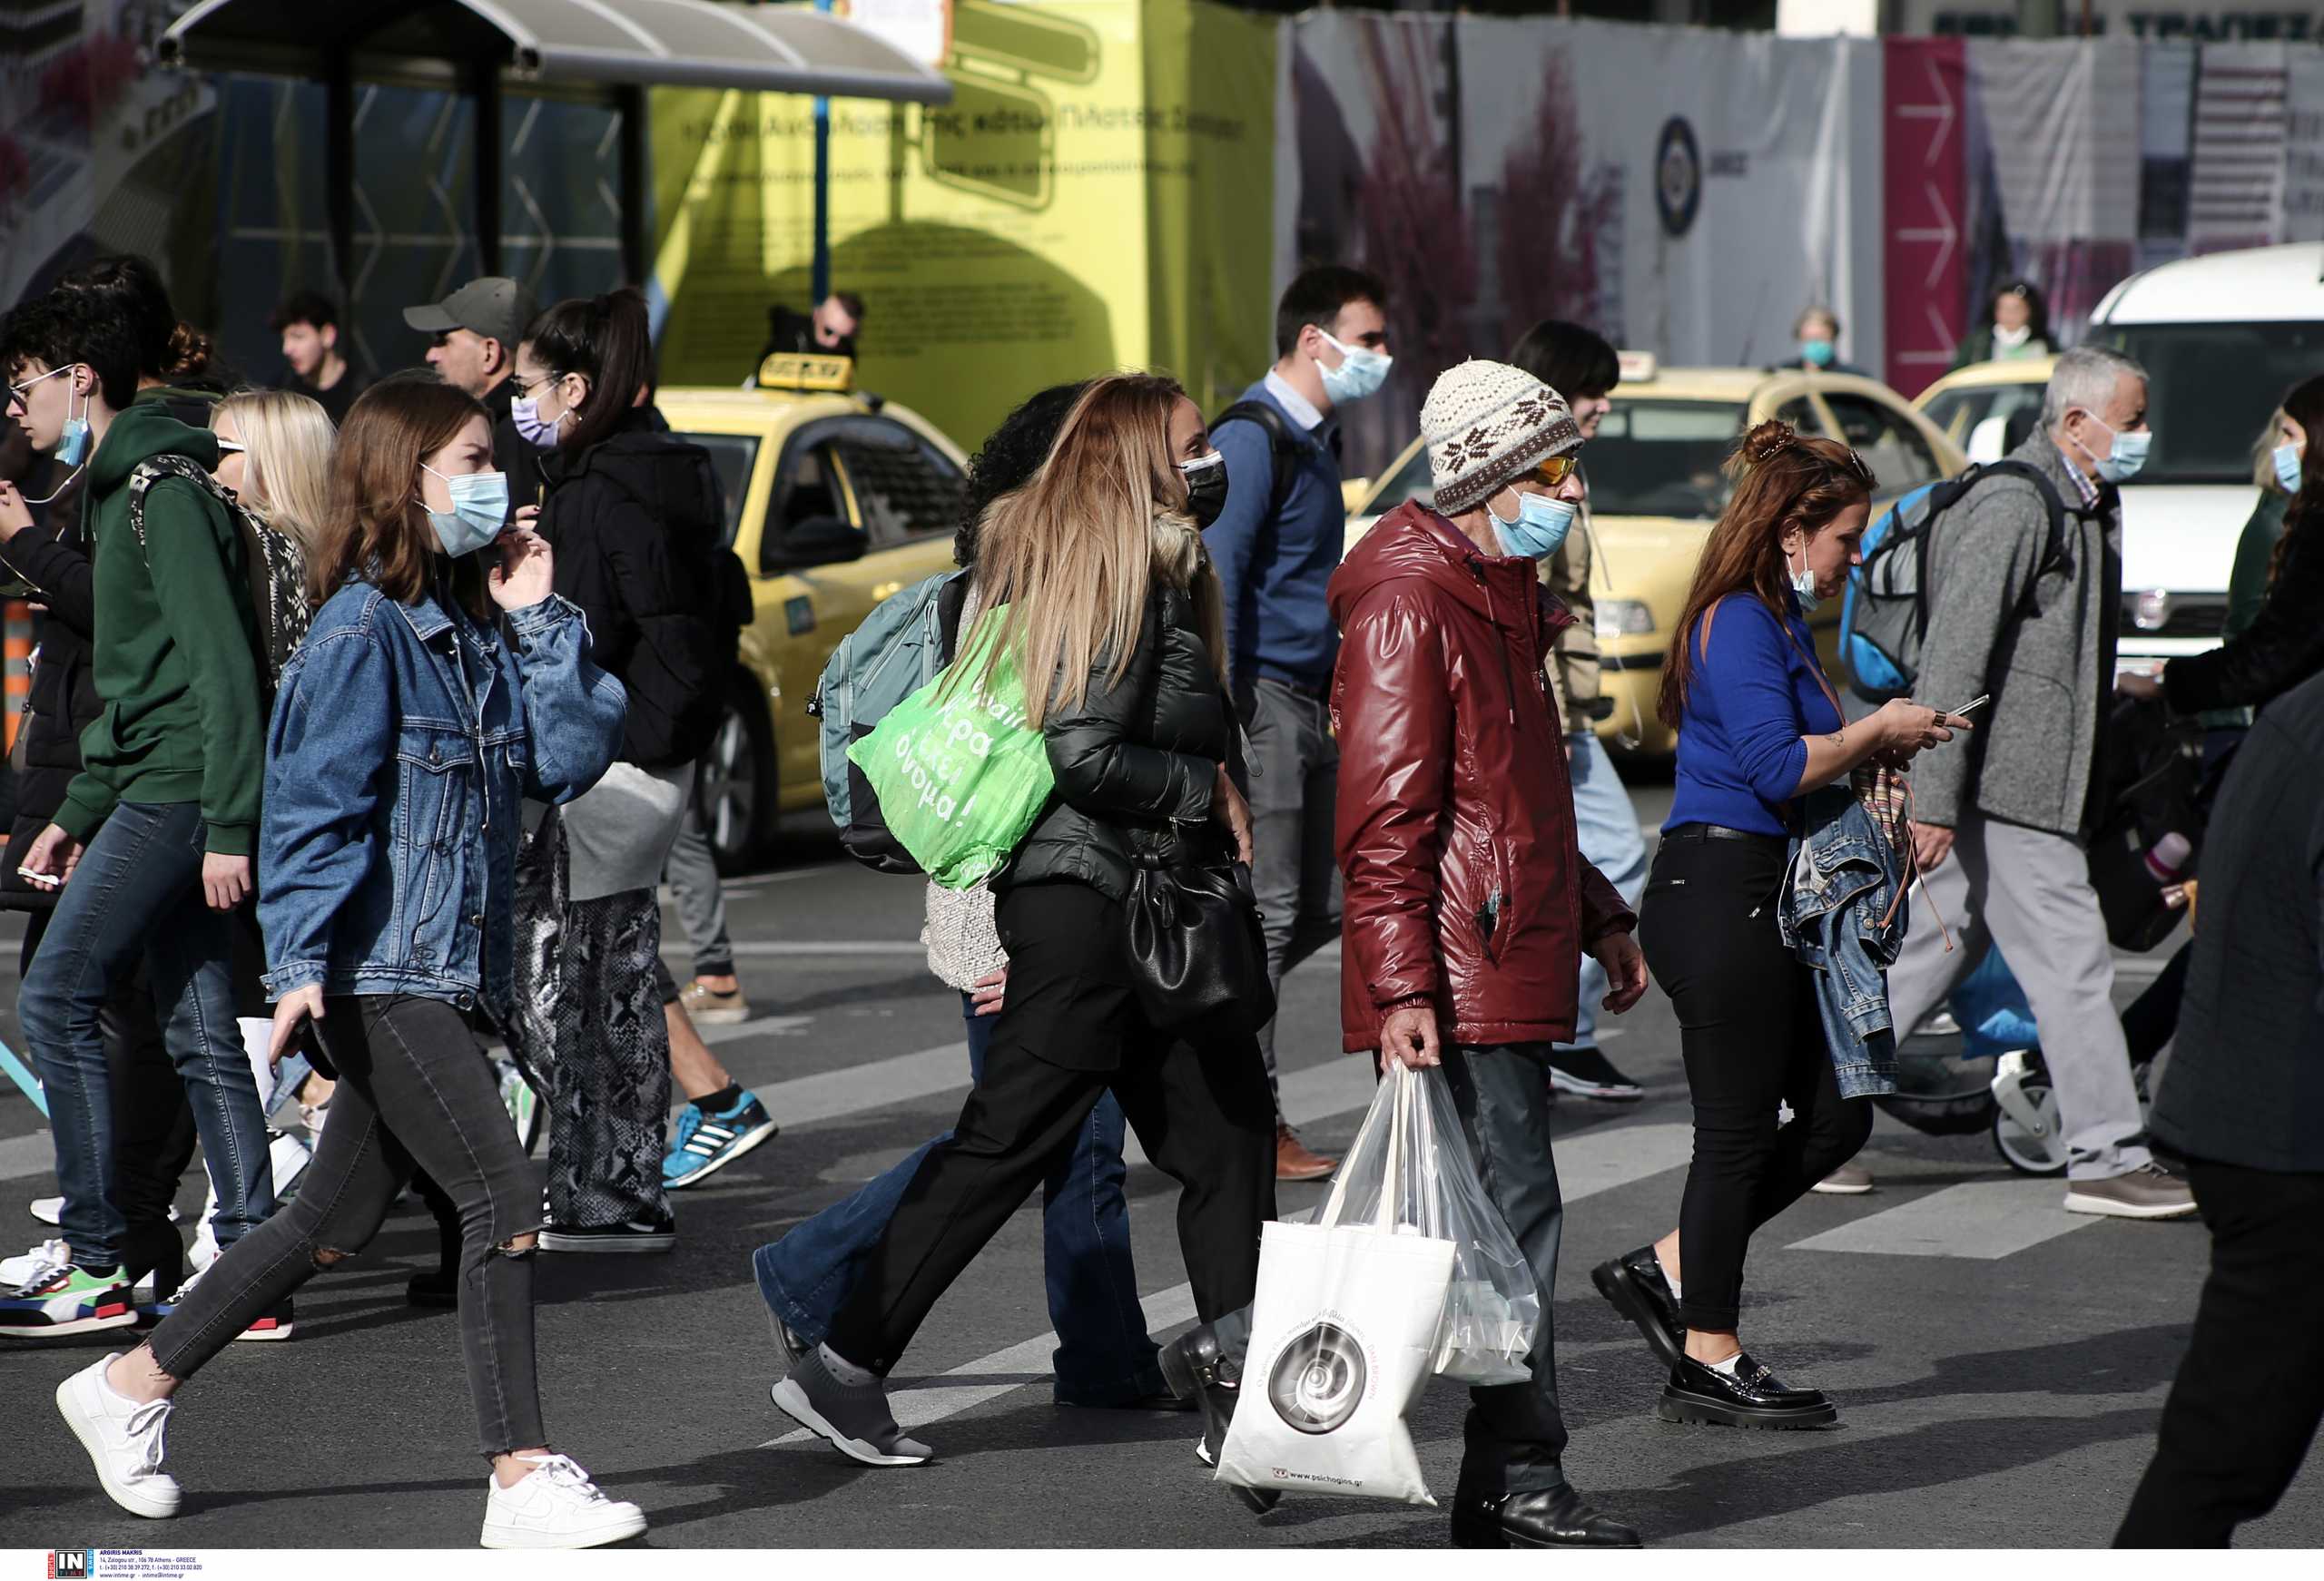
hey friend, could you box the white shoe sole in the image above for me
[1810,1181,1875,1196]
[771,1379,930,1467]
[1547,1071,1645,1102]
[2,1308,141,1339]
[479,1508,647,1550]
[54,1375,180,1519]
[233,1321,296,1342]
[665,1119,781,1190]
[690,1007,749,1026]
[2063,1190,2198,1220]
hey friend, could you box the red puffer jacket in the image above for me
[1327,502,1635,1054]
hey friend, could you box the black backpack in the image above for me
[1210,399,1303,520]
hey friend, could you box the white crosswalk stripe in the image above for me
[1787,1175,2096,1260]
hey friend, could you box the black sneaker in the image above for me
[539,1213,675,1254]
[1546,1046,1644,1102]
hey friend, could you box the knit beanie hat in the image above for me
[1422,359,1581,516]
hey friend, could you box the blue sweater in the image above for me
[1204,380,1344,692]
[1666,594,1845,837]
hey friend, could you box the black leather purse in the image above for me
[1123,856,1275,1032]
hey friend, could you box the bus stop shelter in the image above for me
[158,0,952,305]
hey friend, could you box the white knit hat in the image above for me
[1422,359,1581,516]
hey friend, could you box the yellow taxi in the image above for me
[660,354,967,867]
[1913,355,2056,464]
[1344,357,1967,756]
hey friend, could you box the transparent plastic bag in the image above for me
[1315,1061,1541,1385]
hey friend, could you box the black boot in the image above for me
[1157,1323,1280,1515]
[1659,1350,1838,1429]
[1452,1486,1643,1548]
[1590,1245,1684,1370]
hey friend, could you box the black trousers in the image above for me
[825,881,1277,1373]
[20,918,195,1289]
[2116,1158,2324,1547]
[1637,830,1873,1332]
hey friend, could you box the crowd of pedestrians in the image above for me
[0,250,2317,1551]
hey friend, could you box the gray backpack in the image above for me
[807,566,972,872]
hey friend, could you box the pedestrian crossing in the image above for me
[1787,1176,2096,1260]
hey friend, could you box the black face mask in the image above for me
[1180,451,1228,528]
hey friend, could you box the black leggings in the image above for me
[1638,829,1873,1332]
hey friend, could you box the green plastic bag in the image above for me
[846,607,1055,889]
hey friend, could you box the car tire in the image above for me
[698,681,775,874]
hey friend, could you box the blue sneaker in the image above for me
[663,1093,780,1189]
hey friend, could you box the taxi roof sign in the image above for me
[756,351,854,392]
[1617,349,1658,384]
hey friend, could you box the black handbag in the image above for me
[1123,856,1276,1032]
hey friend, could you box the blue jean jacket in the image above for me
[1777,786,1906,1099]
[259,581,626,1017]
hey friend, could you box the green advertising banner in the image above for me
[649,0,1276,452]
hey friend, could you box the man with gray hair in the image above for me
[1886,344,2194,1220]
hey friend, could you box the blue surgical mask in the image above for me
[419,464,510,556]
[1315,329,1392,406]
[1489,491,1577,561]
[2273,440,2302,496]
[1800,339,1837,369]
[1787,541,1824,615]
[2073,412,2152,485]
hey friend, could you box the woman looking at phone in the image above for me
[52,376,645,1549]
[1591,421,1965,1430]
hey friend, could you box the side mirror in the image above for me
[763,515,866,572]
[1340,476,1374,515]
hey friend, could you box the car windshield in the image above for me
[1584,399,1749,517]
[2085,321,2324,484]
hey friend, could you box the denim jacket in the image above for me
[1777,785,1907,1098]
[259,581,626,1016]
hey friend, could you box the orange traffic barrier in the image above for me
[4,598,32,753]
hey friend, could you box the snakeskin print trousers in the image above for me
[505,811,672,1229]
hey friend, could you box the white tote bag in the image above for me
[1215,1067,1456,1507]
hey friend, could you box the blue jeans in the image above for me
[1559,731,1649,1050]
[753,993,1165,1403]
[17,801,275,1271]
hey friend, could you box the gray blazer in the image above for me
[1911,434,2121,838]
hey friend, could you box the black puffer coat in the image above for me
[0,520,102,913]
[1000,584,1240,902]
[538,408,741,769]
[2162,520,2324,719]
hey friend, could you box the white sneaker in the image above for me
[29,1196,62,1227]
[2,1236,69,1287]
[54,1354,181,1518]
[479,1453,646,1549]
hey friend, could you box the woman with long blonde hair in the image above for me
[771,372,1276,1468]
[210,388,334,555]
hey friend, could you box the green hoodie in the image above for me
[54,391,264,856]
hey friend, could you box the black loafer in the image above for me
[1659,1350,1838,1429]
[1158,1324,1280,1514]
[1451,1486,1643,1548]
[1591,1245,1685,1370]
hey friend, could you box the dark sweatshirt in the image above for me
[54,392,265,856]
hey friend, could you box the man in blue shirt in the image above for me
[1206,265,1392,1182]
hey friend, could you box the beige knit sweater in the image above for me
[920,584,1009,991]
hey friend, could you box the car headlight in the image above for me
[1596,599,1655,638]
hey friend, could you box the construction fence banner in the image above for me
[1280,11,1885,479]
[648,0,1277,452]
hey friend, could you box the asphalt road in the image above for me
[0,787,2316,1550]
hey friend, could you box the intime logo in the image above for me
[48,1553,94,1580]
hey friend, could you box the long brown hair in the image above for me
[1657,420,1875,728]
[952,373,1216,728]
[310,375,490,610]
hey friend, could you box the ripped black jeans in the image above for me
[146,994,546,1456]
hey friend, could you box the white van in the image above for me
[2086,243,2324,669]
